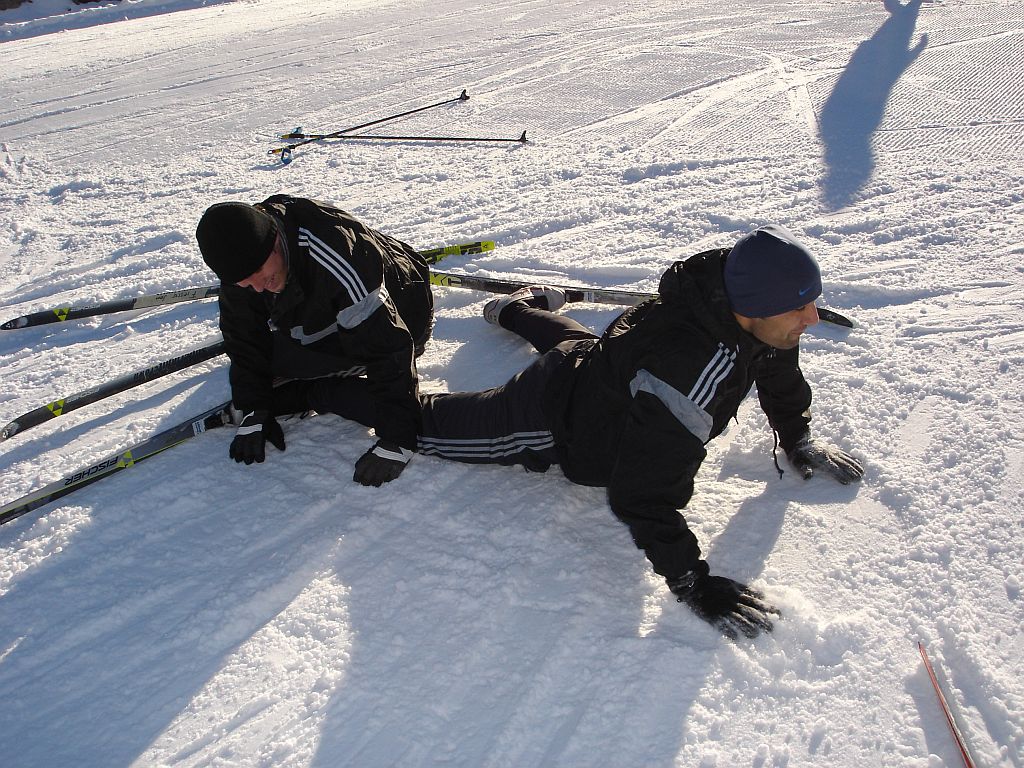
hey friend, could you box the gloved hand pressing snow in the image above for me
[669,569,779,640]
[786,433,864,485]
[353,439,413,487]
[229,410,286,464]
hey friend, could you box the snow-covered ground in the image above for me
[1,0,1022,765]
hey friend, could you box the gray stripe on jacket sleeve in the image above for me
[336,285,390,329]
[629,368,713,443]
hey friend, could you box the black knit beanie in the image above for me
[724,225,822,317]
[196,202,278,284]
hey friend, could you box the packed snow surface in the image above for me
[1,0,1022,766]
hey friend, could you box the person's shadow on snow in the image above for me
[308,464,704,768]
[819,0,927,209]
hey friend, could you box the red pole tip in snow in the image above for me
[917,641,978,768]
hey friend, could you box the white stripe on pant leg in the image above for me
[418,431,555,448]
[418,438,555,459]
[417,430,555,459]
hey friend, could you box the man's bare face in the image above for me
[741,303,819,349]
[236,233,287,294]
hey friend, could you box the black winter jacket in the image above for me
[544,248,812,581]
[217,196,433,450]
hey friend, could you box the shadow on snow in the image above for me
[818,0,927,210]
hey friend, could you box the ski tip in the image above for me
[518,130,528,143]
[458,88,469,101]
[818,307,854,329]
[1,316,28,330]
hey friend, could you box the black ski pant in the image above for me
[280,305,597,470]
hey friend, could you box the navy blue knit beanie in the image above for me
[724,225,822,317]
[196,202,277,284]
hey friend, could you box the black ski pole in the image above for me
[1,341,226,441]
[271,89,470,162]
[278,130,528,147]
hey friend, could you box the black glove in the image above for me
[786,434,864,484]
[229,410,286,465]
[669,570,779,640]
[353,440,413,487]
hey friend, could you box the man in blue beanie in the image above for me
[269,225,863,641]
[725,224,823,346]
[196,196,434,487]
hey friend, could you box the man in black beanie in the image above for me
[196,196,434,487]
[269,223,863,641]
